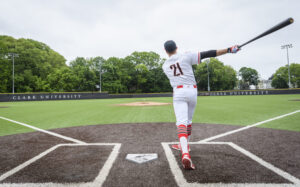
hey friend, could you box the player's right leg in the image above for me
[172,90,191,152]
[173,99,189,154]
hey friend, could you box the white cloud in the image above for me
[0,0,299,79]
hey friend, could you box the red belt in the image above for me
[177,85,197,88]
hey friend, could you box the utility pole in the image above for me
[8,53,19,94]
[207,59,210,91]
[99,61,102,93]
[238,73,241,90]
[281,44,292,88]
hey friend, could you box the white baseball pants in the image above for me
[173,85,198,154]
[173,85,198,127]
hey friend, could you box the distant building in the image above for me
[249,85,256,90]
[258,80,273,89]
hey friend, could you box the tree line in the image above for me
[0,35,299,93]
[270,63,300,88]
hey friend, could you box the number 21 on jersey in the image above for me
[170,62,183,76]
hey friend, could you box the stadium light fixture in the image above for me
[281,44,293,88]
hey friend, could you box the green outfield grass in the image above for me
[0,94,299,136]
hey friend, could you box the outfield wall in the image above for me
[198,89,300,96]
[0,92,109,102]
[0,92,172,102]
[0,89,299,102]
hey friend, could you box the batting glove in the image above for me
[227,45,240,53]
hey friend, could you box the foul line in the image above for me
[0,116,86,144]
[198,110,300,142]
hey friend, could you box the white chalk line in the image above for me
[93,143,121,186]
[0,116,86,144]
[0,143,121,187]
[198,110,300,143]
[162,141,300,187]
[228,142,300,185]
[161,142,186,187]
[0,144,61,182]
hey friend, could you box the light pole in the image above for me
[99,61,102,93]
[207,59,210,91]
[238,73,241,90]
[8,53,19,94]
[281,44,292,88]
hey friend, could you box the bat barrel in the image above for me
[239,17,294,48]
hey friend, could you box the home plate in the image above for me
[126,153,158,164]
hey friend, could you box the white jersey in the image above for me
[162,52,200,87]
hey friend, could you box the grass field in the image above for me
[0,94,299,136]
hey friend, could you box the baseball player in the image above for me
[163,40,239,170]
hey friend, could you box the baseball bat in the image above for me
[239,17,294,48]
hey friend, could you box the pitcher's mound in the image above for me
[116,102,171,106]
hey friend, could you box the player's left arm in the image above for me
[189,45,240,65]
[200,45,240,59]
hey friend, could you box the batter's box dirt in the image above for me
[174,144,291,184]
[2,145,113,183]
[0,131,69,177]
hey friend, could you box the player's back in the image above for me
[163,52,200,87]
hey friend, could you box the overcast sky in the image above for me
[0,0,299,79]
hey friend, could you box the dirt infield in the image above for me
[290,99,300,101]
[0,123,299,186]
[116,101,171,106]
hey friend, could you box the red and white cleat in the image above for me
[182,153,195,170]
[171,144,181,151]
[171,144,191,152]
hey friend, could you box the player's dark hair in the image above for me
[164,40,177,53]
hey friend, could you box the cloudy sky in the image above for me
[0,0,299,79]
